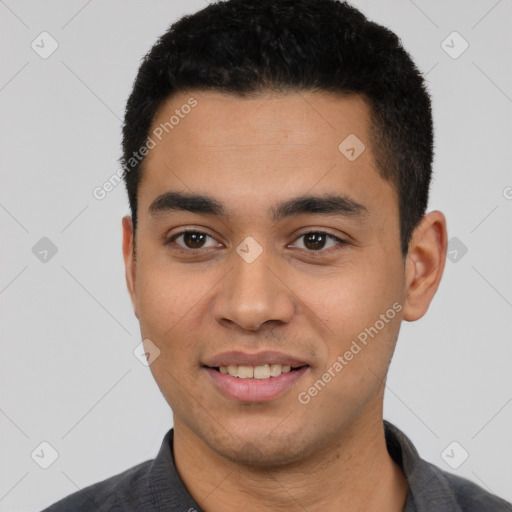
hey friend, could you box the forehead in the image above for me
[149,89,372,155]
[139,90,396,222]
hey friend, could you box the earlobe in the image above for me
[122,215,138,318]
[402,211,448,322]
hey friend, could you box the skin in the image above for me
[122,90,447,511]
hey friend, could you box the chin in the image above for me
[218,437,308,469]
[201,418,325,469]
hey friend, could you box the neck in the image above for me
[173,416,408,512]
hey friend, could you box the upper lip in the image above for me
[203,350,309,368]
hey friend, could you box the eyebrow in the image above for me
[271,193,368,222]
[148,191,368,222]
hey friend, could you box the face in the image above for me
[123,90,412,466]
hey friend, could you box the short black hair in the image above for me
[121,0,433,255]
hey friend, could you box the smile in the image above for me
[204,364,309,402]
[217,363,298,379]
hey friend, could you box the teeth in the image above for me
[218,363,294,379]
[254,364,270,379]
[237,365,254,378]
[269,364,282,377]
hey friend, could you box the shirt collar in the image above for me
[384,420,463,512]
[146,428,202,511]
[146,422,464,512]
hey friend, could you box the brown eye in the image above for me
[303,232,327,250]
[291,231,345,252]
[182,232,207,249]
[165,231,219,250]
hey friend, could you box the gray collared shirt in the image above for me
[42,421,512,511]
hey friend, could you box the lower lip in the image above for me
[204,367,309,403]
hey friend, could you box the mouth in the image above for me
[202,351,310,402]
[208,363,307,379]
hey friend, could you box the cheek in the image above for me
[134,248,211,333]
[135,270,182,337]
[297,257,404,368]
[301,260,402,328]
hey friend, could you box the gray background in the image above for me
[1,0,511,510]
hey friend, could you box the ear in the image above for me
[402,210,447,322]
[122,215,139,318]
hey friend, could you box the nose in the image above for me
[212,247,296,332]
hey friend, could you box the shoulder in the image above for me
[384,421,512,511]
[41,459,153,512]
[432,465,512,512]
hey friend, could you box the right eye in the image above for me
[163,230,222,251]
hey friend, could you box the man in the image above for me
[43,0,512,510]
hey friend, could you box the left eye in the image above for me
[291,232,344,251]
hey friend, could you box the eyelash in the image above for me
[163,229,347,254]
